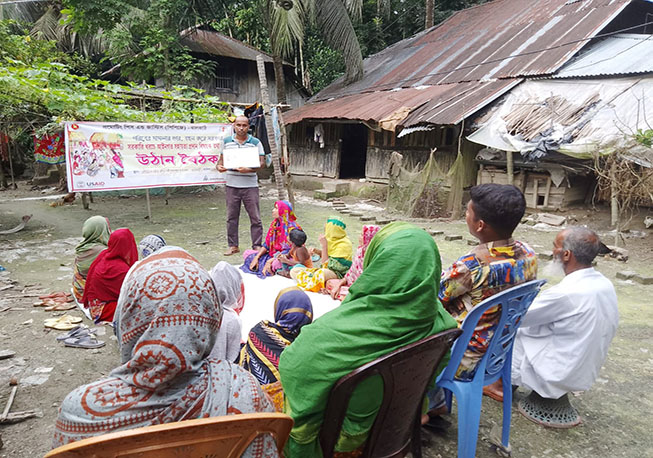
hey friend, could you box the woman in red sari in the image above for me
[82,228,137,323]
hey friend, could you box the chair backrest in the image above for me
[438,279,546,385]
[319,328,462,458]
[45,412,294,458]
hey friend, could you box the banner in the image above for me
[65,121,232,192]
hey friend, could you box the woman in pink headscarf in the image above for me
[241,200,301,278]
[326,225,381,300]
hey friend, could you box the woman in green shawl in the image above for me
[278,222,458,457]
[71,215,111,303]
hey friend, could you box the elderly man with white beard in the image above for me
[484,226,618,428]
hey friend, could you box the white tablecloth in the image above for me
[238,270,342,340]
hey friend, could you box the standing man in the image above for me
[217,115,265,256]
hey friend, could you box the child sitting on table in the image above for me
[277,229,313,277]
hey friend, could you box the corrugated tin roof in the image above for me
[284,79,520,127]
[181,29,277,64]
[552,33,653,78]
[313,0,630,102]
[399,79,521,127]
[285,0,635,127]
[284,85,454,125]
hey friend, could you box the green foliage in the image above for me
[212,3,271,53]
[305,29,344,93]
[634,129,653,148]
[0,21,229,136]
[62,0,218,85]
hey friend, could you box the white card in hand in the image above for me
[223,145,261,169]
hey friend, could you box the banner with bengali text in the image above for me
[65,121,232,192]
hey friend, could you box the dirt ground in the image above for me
[1,181,652,458]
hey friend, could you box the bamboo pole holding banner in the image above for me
[255,54,286,201]
[145,189,152,221]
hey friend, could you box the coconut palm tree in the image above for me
[266,0,391,92]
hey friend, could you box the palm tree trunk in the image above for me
[425,0,434,29]
[256,55,286,200]
[273,53,287,104]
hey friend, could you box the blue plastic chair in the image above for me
[436,279,546,458]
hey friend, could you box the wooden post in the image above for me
[506,150,514,185]
[276,108,295,208]
[145,189,152,222]
[532,179,539,208]
[543,176,552,208]
[81,192,90,210]
[7,138,16,189]
[450,122,465,220]
[256,54,286,201]
[0,131,7,188]
[610,160,619,245]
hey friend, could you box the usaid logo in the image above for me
[86,182,105,187]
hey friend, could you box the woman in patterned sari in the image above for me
[239,287,313,386]
[53,247,278,458]
[71,216,110,303]
[242,200,302,278]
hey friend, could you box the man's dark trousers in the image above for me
[226,185,263,248]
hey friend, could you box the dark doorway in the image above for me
[339,124,368,178]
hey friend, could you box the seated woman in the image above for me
[240,287,313,386]
[71,216,111,303]
[279,223,458,456]
[53,247,278,457]
[138,234,166,258]
[326,224,381,301]
[242,200,301,278]
[82,228,137,324]
[209,261,245,363]
[292,217,353,293]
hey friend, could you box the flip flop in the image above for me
[56,325,90,341]
[34,299,59,307]
[45,303,76,312]
[64,335,105,349]
[44,315,83,330]
[39,292,72,300]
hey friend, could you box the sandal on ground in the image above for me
[45,302,76,312]
[34,299,58,307]
[223,246,240,256]
[56,325,90,341]
[44,315,83,330]
[64,335,105,349]
[39,292,72,300]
